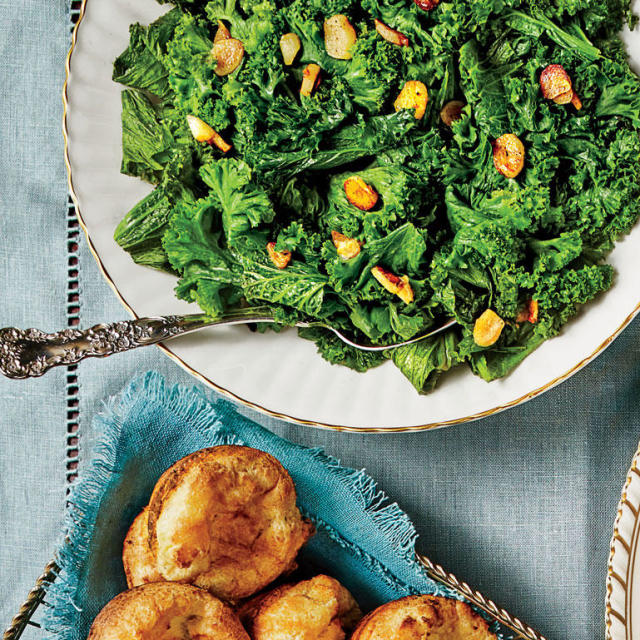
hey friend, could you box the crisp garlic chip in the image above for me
[473,309,505,347]
[493,133,525,178]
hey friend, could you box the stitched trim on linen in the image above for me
[66,196,80,487]
[66,0,83,489]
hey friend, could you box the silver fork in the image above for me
[0,310,457,379]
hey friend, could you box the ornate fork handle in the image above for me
[0,315,217,379]
[0,310,457,379]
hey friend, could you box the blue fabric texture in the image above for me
[4,2,640,640]
[0,0,70,630]
[43,372,516,639]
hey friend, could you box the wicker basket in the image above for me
[3,562,59,640]
[3,555,547,640]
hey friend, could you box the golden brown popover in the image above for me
[87,582,250,640]
[238,574,361,640]
[122,507,161,589]
[145,445,314,601]
[350,594,496,640]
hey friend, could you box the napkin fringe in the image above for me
[304,446,418,558]
[44,372,420,635]
[41,372,467,639]
[135,373,420,560]
[42,377,245,634]
[43,396,127,632]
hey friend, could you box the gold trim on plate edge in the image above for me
[63,0,640,436]
[606,442,640,640]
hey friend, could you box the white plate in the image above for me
[607,442,640,640]
[65,0,640,431]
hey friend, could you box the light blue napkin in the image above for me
[43,371,516,639]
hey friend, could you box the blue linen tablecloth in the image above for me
[1,2,639,639]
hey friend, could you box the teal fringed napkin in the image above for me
[43,372,513,639]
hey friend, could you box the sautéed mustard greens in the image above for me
[113,0,640,393]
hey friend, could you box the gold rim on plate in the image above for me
[606,441,640,640]
[63,0,640,433]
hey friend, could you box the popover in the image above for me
[350,594,496,640]
[87,582,249,640]
[145,446,314,601]
[238,574,361,640]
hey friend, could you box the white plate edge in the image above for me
[607,441,640,640]
[62,0,640,432]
